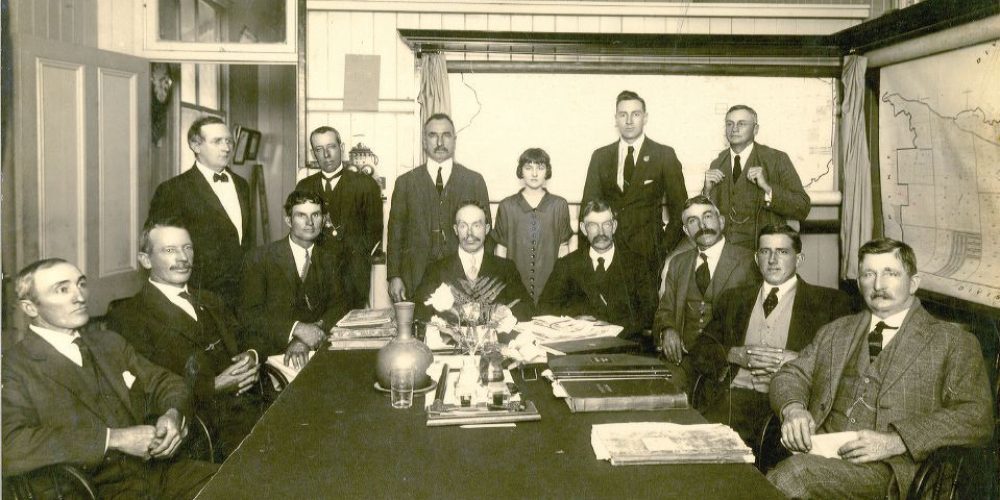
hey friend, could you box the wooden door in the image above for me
[12,34,150,316]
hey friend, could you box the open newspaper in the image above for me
[591,422,754,465]
[515,315,624,343]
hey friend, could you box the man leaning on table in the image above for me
[239,190,351,369]
[687,224,851,454]
[766,238,992,498]
[3,258,218,499]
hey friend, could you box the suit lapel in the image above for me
[23,334,109,420]
[600,144,624,196]
[277,239,303,290]
[626,139,656,197]
[786,280,812,350]
[140,284,204,346]
[828,312,871,404]
[82,334,142,422]
[710,243,740,298]
[186,167,232,228]
[674,251,694,330]
[879,305,934,394]
[734,287,757,344]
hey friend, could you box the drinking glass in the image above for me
[390,367,415,409]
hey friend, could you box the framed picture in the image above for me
[232,126,260,165]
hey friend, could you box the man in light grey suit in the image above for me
[767,238,993,498]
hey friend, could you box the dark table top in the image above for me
[196,350,785,499]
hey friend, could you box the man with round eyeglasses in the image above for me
[687,224,852,462]
[538,199,659,350]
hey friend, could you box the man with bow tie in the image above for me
[687,224,852,458]
[766,238,992,498]
[108,218,267,459]
[295,126,383,309]
[3,258,218,499]
[702,105,810,250]
[582,90,688,275]
[148,116,252,311]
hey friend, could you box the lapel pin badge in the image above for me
[643,155,650,162]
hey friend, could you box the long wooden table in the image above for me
[196,350,785,499]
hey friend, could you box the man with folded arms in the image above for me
[767,238,992,498]
[539,199,658,351]
[3,258,217,499]
[653,195,758,391]
[239,191,350,369]
[108,218,266,459]
[688,224,851,455]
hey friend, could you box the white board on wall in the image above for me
[448,73,837,204]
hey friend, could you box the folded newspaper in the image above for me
[591,422,754,465]
[514,315,623,342]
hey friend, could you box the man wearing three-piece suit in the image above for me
[239,191,351,370]
[582,90,688,274]
[703,105,811,250]
[387,113,490,304]
[688,224,853,455]
[538,199,659,351]
[107,220,268,459]
[653,195,759,391]
[767,238,993,498]
[148,116,252,311]
[2,259,218,499]
[413,201,533,323]
[296,126,383,309]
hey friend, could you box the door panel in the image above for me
[14,34,150,316]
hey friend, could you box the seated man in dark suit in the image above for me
[239,191,351,369]
[538,199,658,350]
[688,224,852,452]
[108,218,267,459]
[3,258,217,499]
[414,200,533,322]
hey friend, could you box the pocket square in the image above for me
[122,371,136,389]
[643,179,654,185]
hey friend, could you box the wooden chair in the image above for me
[908,446,998,500]
[3,464,98,500]
[179,414,217,463]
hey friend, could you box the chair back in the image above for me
[4,464,98,500]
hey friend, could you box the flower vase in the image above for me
[455,355,480,407]
[376,302,433,388]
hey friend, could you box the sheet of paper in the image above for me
[265,351,315,384]
[803,431,858,459]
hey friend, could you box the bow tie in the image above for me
[213,172,229,183]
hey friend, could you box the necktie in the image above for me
[695,252,710,295]
[435,167,444,195]
[324,170,342,192]
[300,248,311,280]
[178,290,196,306]
[868,321,897,362]
[466,260,478,281]
[623,146,635,190]
[595,257,607,279]
[762,287,779,317]
[73,337,99,378]
[213,172,229,183]
[732,154,742,181]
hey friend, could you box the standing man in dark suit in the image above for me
[296,126,383,309]
[539,199,658,350]
[703,105,810,249]
[767,239,992,498]
[653,195,758,391]
[582,90,687,274]
[148,116,252,311]
[413,201,533,322]
[107,219,266,459]
[3,258,218,499]
[239,191,350,369]
[688,224,852,452]
[388,113,490,303]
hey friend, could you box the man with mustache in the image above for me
[766,238,992,497]
[239,191,350,369]
[652,195,758,391]
[702,105,810,249]
[3,258,218,499]
[387,114,491,304]
[108,218,267,459]
[582,90,687,275]
[687,224,852,463]
[149,116,252,311]
[538,199,659,351]
[413,201,532,322]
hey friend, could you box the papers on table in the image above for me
[514,315,623,343]
[591,422,754,465]
[265,351,315,386]
[797,431,859,459]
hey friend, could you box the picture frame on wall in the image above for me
[232,126,261,165]
[247,129,262,160]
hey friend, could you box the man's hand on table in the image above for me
[216,350,260,395]
[292,322,327,349]
[284,339,311,370]
[838,430,906,463]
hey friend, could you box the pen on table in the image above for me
[460,423,516,429]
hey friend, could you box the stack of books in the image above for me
[548,354,688,412]
[327,308,396,350]
[591,422,754,465]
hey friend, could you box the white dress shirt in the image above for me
[617,134,645,190]
[458,247,484,279]
[730,141,754,176]
[427,158,454,187]
[760,275,799,305]
[287,237,316,341]
[322,166,344,192]
[149,279,198,320]
[589,246,616,270]
[697,236,727,278]
[195,161,244,243]
[868,306,911,348]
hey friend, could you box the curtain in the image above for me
[418,53,451,129]
[839,54,874,280]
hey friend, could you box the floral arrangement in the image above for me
[424,276,518,354]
